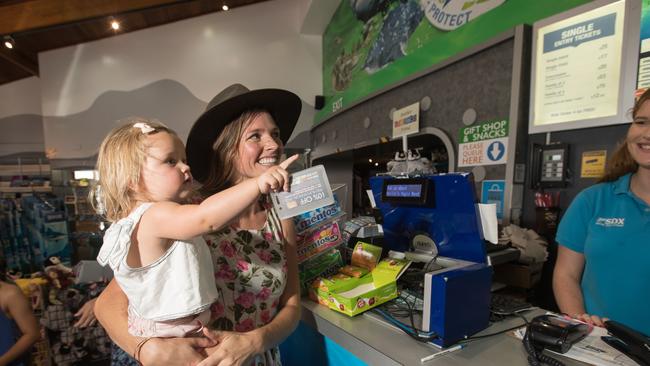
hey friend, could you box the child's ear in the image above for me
[127,178,143,197]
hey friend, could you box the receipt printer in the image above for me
[370,173,492,347]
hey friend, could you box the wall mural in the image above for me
[0,79,313,163]
[317,0,591,125]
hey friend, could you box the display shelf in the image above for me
[0,160,52,195]
[0,164,51,177]
[0,186,52,193]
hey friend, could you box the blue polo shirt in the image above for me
[556,173,650,335]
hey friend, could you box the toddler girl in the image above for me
[92,118,296,339]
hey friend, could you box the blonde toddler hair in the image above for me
[90,117,176,222]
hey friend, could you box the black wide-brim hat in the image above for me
[186,83,302,183]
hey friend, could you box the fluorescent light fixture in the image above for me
[74,170,99,180]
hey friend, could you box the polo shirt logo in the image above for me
[595,217,625,227]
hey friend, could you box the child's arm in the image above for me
[142,154,299,241]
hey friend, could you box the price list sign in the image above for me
[532,1,625,128]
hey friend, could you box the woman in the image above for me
[0,258,41,366]
[553,88,650,335]
[95,83,302,365]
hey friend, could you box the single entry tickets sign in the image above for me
[271,165,334,219]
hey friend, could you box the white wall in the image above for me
[0,77,44,156]
[36,0,322,159]
[0,77,42,118]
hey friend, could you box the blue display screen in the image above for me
[385,184,422,198]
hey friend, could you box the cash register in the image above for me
[369,173,492,347]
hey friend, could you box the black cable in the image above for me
[375,301,438,343]
[523,327,567,366]
[462,322,528,341]
[522,315,567,366]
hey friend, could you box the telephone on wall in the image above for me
[531,143,570,189]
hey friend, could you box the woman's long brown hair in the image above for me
[598,89,650,182]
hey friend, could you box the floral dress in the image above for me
[203,203,288,366]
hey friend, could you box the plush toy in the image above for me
[7,269,23,281]
[45,268,64,305]
[44,256,73,275]
[387,151,407,174]
[406,149,434,174]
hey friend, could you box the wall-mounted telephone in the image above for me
[531,143,569,189]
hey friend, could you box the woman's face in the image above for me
[629,100,650,170]
[234,112,283,181]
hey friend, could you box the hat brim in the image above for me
[186,88,301,183]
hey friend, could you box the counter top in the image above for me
[300,300,587,365]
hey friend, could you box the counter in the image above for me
[298,300,587,365]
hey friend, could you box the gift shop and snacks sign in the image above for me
[458,119,508,167]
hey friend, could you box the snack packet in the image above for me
[338,265,369,278]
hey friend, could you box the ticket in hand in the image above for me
[271,165,334,219]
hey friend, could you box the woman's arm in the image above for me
[553,245,586,316]
[553,245,605,326]
[199,219,301,366]
[95,279,214,365]
[0,285,40,366]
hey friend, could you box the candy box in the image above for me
[326,258,411,316]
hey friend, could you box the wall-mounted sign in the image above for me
[392,102,420,138]
[529,0,640,134]
[421,0,507,31]
[458,119,509,167]
[580,150,607,178]
[481,180,506,220]
[317,0,589,125]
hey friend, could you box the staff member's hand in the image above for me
[572,313,608,327]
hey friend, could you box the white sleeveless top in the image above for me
[97,203,218,321]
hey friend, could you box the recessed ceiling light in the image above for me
[3,35,14,49]
[111,21,120,30]
[222,5,229,11]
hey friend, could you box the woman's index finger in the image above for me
[279,154,300,169]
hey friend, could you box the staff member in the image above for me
[553,88,650,335]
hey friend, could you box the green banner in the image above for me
[317,0,590,125]
[459,119,509,143]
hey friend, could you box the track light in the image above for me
[3,35,14,49]
[222,4,229,11]
[111,20,120,30]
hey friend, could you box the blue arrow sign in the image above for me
[487,141,505,161]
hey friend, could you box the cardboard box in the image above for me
[493,262,543,289]
[320,257,410,316]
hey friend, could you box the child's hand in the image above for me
[256,154,299,194]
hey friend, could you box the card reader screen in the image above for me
[381,178,433,206]
[385,184,422,198]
